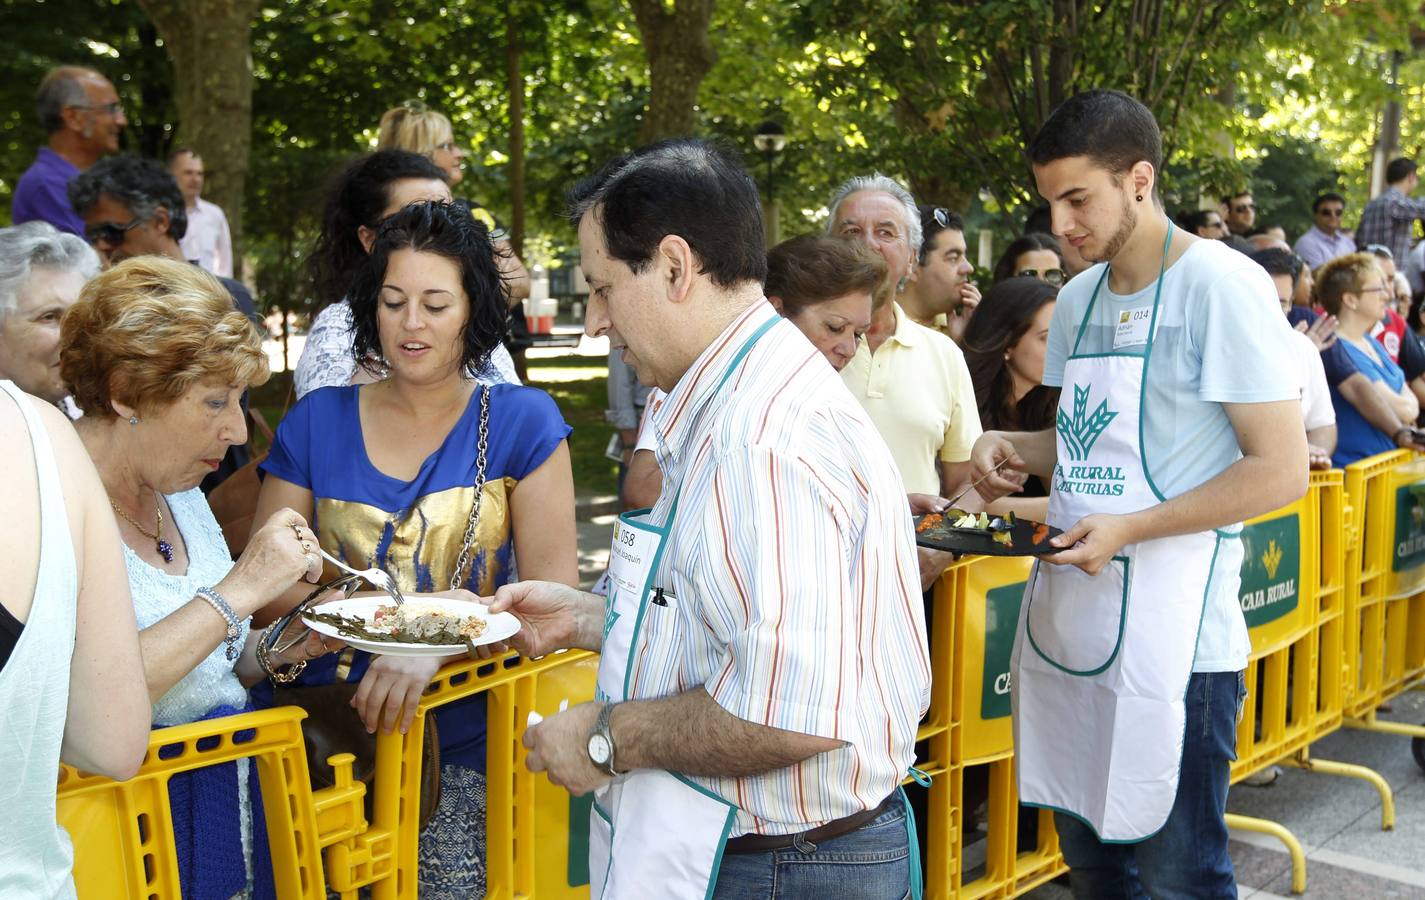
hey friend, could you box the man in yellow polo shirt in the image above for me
[827,174,983,496]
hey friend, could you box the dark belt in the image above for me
[723,793,898,855]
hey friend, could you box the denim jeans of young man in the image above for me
[1053,670,1247,900]
[711,802,915,899]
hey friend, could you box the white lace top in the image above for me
[125,488,249,726]
[294,300,520,400]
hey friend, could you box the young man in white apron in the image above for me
[489,139,932,899]
[969,91,1307,898]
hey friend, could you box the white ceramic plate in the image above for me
[302,596,520,658]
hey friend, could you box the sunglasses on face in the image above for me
[1016,267,1066,286]
[1317,208,1344,217]
[1232,203,1256,213]
[84,216,146,247]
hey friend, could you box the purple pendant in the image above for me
[157,539,174,563]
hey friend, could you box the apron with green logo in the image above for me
[1013,226,1228,842]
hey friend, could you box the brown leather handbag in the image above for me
[261,579,442,830]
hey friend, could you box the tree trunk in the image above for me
[506,12,526,259]
[628,0,718,143]
[135,0,259,279]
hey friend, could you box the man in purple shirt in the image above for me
[1293,192,1357,269]
[11,66,126,236]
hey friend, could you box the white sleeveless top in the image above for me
[0,380,80,899]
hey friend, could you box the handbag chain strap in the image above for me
[450,386,491,591]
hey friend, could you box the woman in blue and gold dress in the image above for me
[252,200,578,898]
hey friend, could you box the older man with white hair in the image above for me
[0,221,100,414]
[828,173,982,497]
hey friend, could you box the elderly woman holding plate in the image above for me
[59,256,341,899]
[252,200,577,899]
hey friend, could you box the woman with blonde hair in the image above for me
[61,256,342,898]
[378,100,532,374]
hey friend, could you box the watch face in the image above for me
[588,733,612,765]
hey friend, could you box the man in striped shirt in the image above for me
[492,139,931,898]
[1357,158,1425,267]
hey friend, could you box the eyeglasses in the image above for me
[1359,285,1390,296]
[84,216,146,247]
[73,101,124,116]
[1317,208,1344,218]
[1232,203,1256,213]
[1016,267,1066,286]
[1365,244,1394,261]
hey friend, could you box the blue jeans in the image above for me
[1054,670,1247,900]
[712,803,914,899]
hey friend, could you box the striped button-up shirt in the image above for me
[631,299,931,836]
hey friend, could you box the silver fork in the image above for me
[317,547,406,606]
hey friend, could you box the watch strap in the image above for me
[591,702,619,776]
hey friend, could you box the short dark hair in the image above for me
[1023,205,1053,237]
[992,233,1062,284]
[567,139,766,289]
[1386,158,1417,184]
[766,234,887,317]
[1222,190,1253,205]
[69,155,189,241]
[349,200,508,377]
[1249,247,1302,289]
[1312,192,1345,212]
[1175,209,1219,234]
[1027,90,1162,178]
[307,150,450,312]
[918,205,964,263]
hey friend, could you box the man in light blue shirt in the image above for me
[1294,192,1357,269]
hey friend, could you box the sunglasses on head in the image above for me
[1016,267,1066,286]
[84,216,146,247]
[1365,244,1394,261]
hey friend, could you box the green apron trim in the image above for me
[899,785,925,900]
[906,766,932,788]
[1025,555,1132,676]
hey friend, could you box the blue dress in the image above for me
[254,382,570,769]
[1331,337,1405,467]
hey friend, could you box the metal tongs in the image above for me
[316,546,407,607]
[944,457,1013,509]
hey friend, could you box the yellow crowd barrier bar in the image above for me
[58,707,327,900]
[922,555,1066,900]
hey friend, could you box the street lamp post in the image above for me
[754,121,787,247]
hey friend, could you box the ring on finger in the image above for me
[301,540,313,554]
[289,521,303,539]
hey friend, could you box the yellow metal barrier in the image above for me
[921,555,1066,900]
[58,707,328,900]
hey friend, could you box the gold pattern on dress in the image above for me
[315,477,514,596]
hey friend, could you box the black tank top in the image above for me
[0,601,22,673]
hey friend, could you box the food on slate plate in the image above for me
[919,508,1018,548]
[306,600,487,645]
[1032,523,1050,545]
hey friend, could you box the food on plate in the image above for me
[916,512,944,533]
[305,600,487,646]
[1032,523,1050,545]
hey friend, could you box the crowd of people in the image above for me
[1,62,1423,900]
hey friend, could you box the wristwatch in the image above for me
[587,702,620,776]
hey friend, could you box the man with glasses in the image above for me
[11,66,127,237]
[1357,158,1425,267]
[68,155,258,493]
[899,205,982,341]
[1222,190,1256,237]
[1294,192,1356,269]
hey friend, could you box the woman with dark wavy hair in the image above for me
[961,276,1060,519]
[253,200,577,898]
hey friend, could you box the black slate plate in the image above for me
[913,513,1064,557]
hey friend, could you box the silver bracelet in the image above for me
[196,586,242,661]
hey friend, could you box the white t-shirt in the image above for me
[1288,330,1334,432]
[1045,238,1300,673]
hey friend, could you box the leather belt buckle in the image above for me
[722,793,896,855]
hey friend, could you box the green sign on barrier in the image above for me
[1392,483,1425,572]
[980,581,1026,720]
[1238,514,1300,628]
[567,792,592,886]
